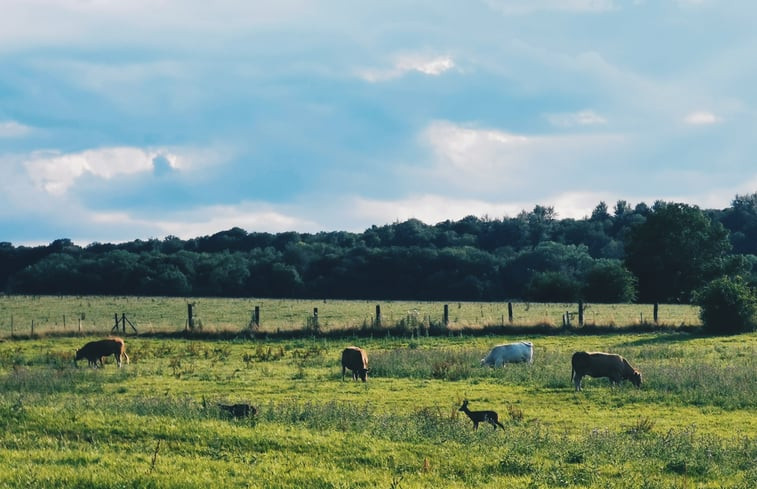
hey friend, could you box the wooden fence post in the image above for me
[443,304,449,326]
[507,302,513,323]
[254,306,260,327]
[187,303,194,331]
[578,301,584,327]
[653,302,659,324]
[375,304,381,328]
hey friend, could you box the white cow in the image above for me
[480,341,534,367]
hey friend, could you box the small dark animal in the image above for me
[75,337,129,368]
[571,351,642,391]
[458,399,505,430]
[341,346,369,382]
[218,403,257,419]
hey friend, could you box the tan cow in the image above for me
[75,337,129,368]
[341,346,369,382]
[571,351,641,391]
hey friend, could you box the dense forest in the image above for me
[3,195,757,304]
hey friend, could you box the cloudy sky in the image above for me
[2,0,756,245]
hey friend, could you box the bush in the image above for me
[583,259,637,302]
[525,271,581,302]
[694,276,757,334]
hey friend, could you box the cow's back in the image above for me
[341,346,367,369]
[77,338,125,362]
[572,351,622,376]
[483,341,533,366]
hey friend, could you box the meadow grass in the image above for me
[0,331,755,488]
[0,296,701,338]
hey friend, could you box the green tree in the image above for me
[625,202,731,303]
[583,259,637,303]
[720,193,757,255]
[694,276,757,334]
[525,271,581,302]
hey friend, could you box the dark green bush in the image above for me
[694,276,757,334]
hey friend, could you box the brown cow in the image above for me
[341,346,369,382]
[571,351,641,391]
[75,338,129,368]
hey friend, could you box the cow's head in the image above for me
[358,368,369,382]
[629,369,642,388]
[73,349,83,367]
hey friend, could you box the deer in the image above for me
[458,399,505,430]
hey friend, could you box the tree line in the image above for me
[2,195,757,304]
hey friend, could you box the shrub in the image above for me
[694,276,757,334]
[524,271,581,302]
[582,259,637,303]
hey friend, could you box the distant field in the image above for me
[0,332,754,488]
[0,296,701,338]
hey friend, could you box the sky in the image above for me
[2,0,756,246]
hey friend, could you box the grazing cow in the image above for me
[571,351,642,391]
[341,346,369,382]
[218,403,257,419]
[75,337,129,368]
[480,341,534,367]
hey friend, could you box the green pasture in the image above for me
[0,330,755,488]
[0,296,701,337]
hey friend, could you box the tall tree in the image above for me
[625,202,731,303]
[720,193,757,255]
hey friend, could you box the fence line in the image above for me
[0,296,702,338]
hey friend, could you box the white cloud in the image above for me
[24,147,180,195]
[418,120,624,194]
[357,55,455,82]
[486,0,617,15]
[0,1,317,51]
[0,121,32,138]
[350,194,524,225]
[546,110,607,127]
[347,191,633,226]
[683,110,721,125]
[90,202,319,240]
[674,0,707,6]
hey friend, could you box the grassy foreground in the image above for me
[0,331,755,488]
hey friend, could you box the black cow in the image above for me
[341,346,369,382]
[75,338,129,368]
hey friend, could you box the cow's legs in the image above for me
[574,375,583,391]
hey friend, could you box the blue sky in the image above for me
[1,0,756,245]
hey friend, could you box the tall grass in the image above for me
[1,333,755,488]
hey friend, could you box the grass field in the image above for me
[0,296,701,337]
[0,324,755,488]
